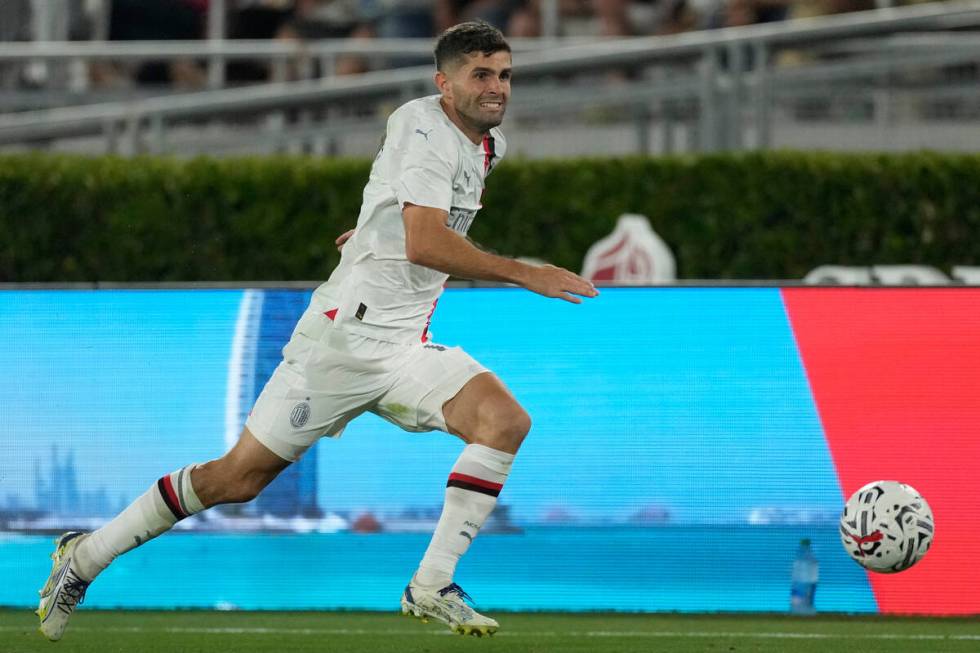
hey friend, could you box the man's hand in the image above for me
[335,229,355,251]
[522,264,599,304]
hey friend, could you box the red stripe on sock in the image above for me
[159,475,188,519]
[448,472,503,492]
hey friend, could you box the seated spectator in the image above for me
[706,0,791,28]
[1,0,36,89]
[436,0,525,34]
[654,0,701,35]
[277,0,375,75]
[109,0,208,88]
[776,0,876,67]
[788,0,876,20]
[228,0,298,82]
[362,0,435,38]
[506,2,541,37]
[562,0,702,39]
[282,0,365,38]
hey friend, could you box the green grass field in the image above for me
[2,610,978,653]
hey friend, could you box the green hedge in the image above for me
[2,152,978,282]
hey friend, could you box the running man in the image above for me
[37,20,597,641]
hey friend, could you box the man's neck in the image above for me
[439,97,484,145]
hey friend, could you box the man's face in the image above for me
[439,50,512,135]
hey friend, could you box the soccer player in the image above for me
[36,20,597,641]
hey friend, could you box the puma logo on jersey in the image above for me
[415,128,433,141]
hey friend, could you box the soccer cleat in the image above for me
[36,531,91,642]
[401,581,498,637]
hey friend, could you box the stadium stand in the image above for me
[1,1,978,156]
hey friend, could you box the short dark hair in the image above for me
[434,20,511,72]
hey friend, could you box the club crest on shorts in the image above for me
[290,401,311,428]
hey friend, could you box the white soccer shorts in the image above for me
[245,307,487,462]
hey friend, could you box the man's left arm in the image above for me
[403,204,597,304]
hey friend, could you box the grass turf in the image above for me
[2,609,979,653]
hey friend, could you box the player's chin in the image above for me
[477,117,504,132]
[477,107,506,128]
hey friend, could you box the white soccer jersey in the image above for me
[311,95,507,344]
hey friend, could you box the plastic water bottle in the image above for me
[790,538,819,615]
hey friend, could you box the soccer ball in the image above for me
[839,480,934,573]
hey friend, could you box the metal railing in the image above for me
[0,1,978,155]
[0,37,599,92]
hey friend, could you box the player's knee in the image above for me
[477,402,531,450]
[224,478,264,504]
[509,408,532,442]
[223,471,273,504]
[194,460,270,506]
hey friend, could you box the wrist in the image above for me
[501,257,534,286]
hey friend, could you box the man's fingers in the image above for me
[576,283,599,298]
[561,271,598,298]
[533,266,597,303]
[335,229,355,251]
[566,279,598,298]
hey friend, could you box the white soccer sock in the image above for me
[415,444,514,589]
[73,464,204,581]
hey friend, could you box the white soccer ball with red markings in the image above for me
[840,480,934,573]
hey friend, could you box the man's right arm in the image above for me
[403,204,598,304]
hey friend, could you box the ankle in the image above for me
[71,536,101,582]
[413,567,451,589]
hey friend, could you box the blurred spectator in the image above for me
[227,0,377,79]
[506,4,541,36]
[435,0,530,34]
[548,0,644,37]
[706,0,790,28]
[0,0,31,43]
[227,0,298,81]
[109,0,208,88]
[787,0,875,19]
[231,0,297,40]
[282,0,365,38]
[591,0,634,36]
[654,0,701,34]
[362,0,435,38]
[776,0,876,67]
[276,0,374,76]
[0,0,30,89]
[2,0,104,89]
[557,0,703,38]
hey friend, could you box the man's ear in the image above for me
[434,71,450,96]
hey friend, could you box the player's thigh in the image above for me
[246,330,382,462]
[373,343,487,434]
[441,372,531,451]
